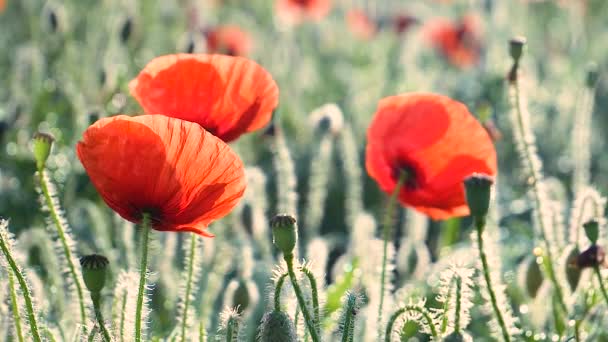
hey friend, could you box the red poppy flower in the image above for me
[365,93,497,220]
[424,15,482,68]
[392,14,418,35]
[129,54,278,142]
[205,26,252,57]
[275,0,331,25]
[346,9,376,40]
[76,114,246,236]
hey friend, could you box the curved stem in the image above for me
[37,170,86,323]
[180,233,198,342]
[594,266,608,307]
[385,305,438,341]
[7,270,25,342]
[274,272,289,312]
[509,77,567,314]
[475,217,510,342]
[91,292,112,342]
[378,173,406,334]
[300,265,321,334]
[0,235,42,341]
[135,213,151,342]
[284,254,321,342]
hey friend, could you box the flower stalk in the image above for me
[385,305,438,341]
[135,213,151,342]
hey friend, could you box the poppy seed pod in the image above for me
[32,132,55,170]
[586,62,599,88]
[509,36,526,62]
[577,245,605,269]
[464,173,494,218]
[584,220,600,244]
[258,310,297,342]
[80,254,109,293]
[270,214,297,257]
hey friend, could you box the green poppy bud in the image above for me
[80,254,109,293]
[583,220,599,244]
[509,36,526,62]
[443,331,473,342]
[518,255,543,298]
[258,310,297,342]
[32,132,55,170]
[564,245,582,291]
[463,173,494,218]
[270,214,298,257]
[586,62,599,88]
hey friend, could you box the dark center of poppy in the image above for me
[393,164,418,190]
[140,207,163,226]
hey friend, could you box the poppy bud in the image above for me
[258,310,297,342]
[48,9,58,33]
[509,36,526,62]
[586,62,599,88]
[232,279,251,313]
[443,331,472,342]
[463,173,494,218]
[79,254,109,294]
[120,17,133,43]
[564,245,582,291]
[32,132,55,170]
[518,255,543,298]
[577,245,605,269]
[270,214,298,257]
[584,219,599,244]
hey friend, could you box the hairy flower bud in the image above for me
[565,245,582,291]
[258,310,297,342]
[80,254,109,293]
[518,255,543,298]
[577,245,605,269]
[509,36,526,62]
[584,220,599,244]
[463,173,494,218]
[270,214,297,256]
[32,132,55,170]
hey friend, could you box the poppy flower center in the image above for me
[392,164,418,190]
[139,207,163,225]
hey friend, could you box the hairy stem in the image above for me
[385,305,438,341]
[300,266,321,334]
[7,270,25,342]
[0,234,42,341]
[340,295,357,342]
[284,254,320,342]
[475,217,510,342]
[454,276,463,333]
[91,292,112,342]
[378,173,406,334]
[225,316,237,342]
[594,266,608,307]
[180,233,198,342]
[274,272,288,312]
[37,170,86,323]
[120,291,128,342]
[135,213,151,342]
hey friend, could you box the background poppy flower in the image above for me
[365,93,497,220]
[346,9,377,40]
[129,54,278,142]
[275,0,331,25]
[77,114,246,236]
[424,15,482,68]
[205,25,252,57]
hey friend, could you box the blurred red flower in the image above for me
[77,115,246,236]
[346,9,376,40]
[129,54,278,142]
[0,0,5,13]
[392,14,418,35]
[365,93,497,220]
[205,26,252,57]
[275,0,331,24]
[424,15,482,68]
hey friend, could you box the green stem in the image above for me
[510,76,567,314]
[378,173,406,335]
[135,213,151,342]
[37,170,86,323]
[454,276,463,333]
[87,326,99,342]
[439,278,455,334]
[91,292,112,342]
[180,233,198,342]
[7,270,25,342]
[284,254,321,342]
[119,291,127,342]
[199,321,206,342]
[301,266,321,334]
[475,217,510,342]
[385,305,438,341]
[0,235,42,341]
[340,295,356,342]
[594,266,608,307]
[274,272,289,312]
[225,317,237,342]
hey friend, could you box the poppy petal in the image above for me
[129,54,278,142]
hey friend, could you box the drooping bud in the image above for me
[518,255,543,298]
[80,254,109,293]
[32,132,55,170]
[576,245,605,269]
[120,17,133,43]
[443,331,473,342]
[586,62,599,88]
[258,310,297,342]
[270,214,297,257]
[463,173,494,218]
[509,36,526,62]
[564,245,582,291]
[227,278,256,314]
[583,219,599,244]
